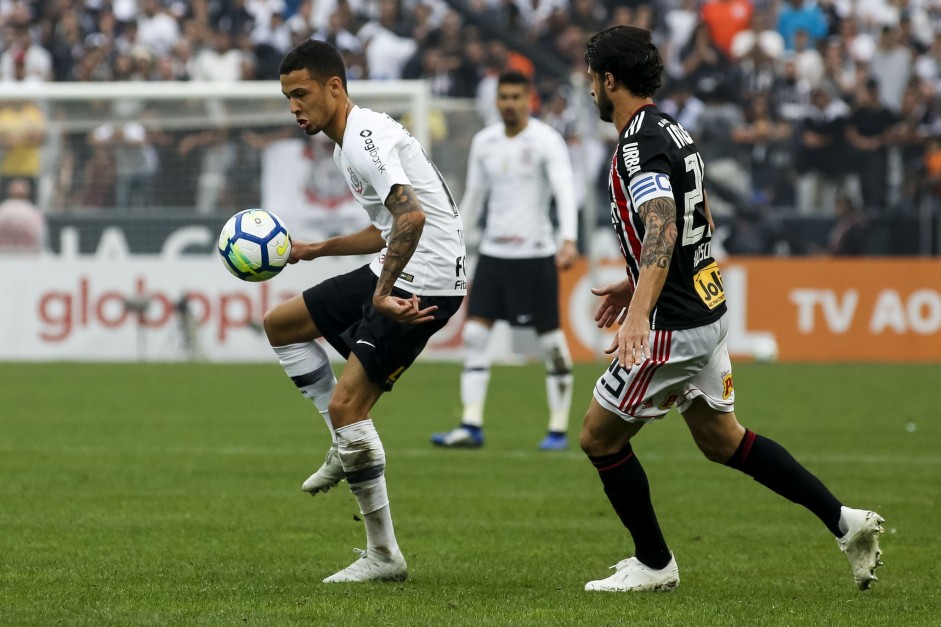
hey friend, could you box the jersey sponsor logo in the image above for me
[363,136,386,173]
[399,271,414,282]
[722,372,734,400]
[620,141,640,177]
[359,129,372,137]
[625,110,646,137]
[693,261,726,310]
[356,339,376,348]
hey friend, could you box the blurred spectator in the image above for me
[700,0,753,59]
[663,0,700,79]
[193,31,247,81]
[137,0,181,57]
[777,0,829,51]
[0,15,52,82]
[796,85,851,215]
[89,122,158,210]
[733,12,784,95]
[826,194,870,255]
[0,95,46,204]
[732,93,795,206]
[871,25,912,111]
[696,81,751,212]
[771,55,811,122]
[0,178,46,254]
[846,78,899,210]
[680,22,734,101]
[659,79,705,135]
[792,28,825,88]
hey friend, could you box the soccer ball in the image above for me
[751,336,779,363]
[218,209,292,282]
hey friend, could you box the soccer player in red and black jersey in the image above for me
[578,25,884,593]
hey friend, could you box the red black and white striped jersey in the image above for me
[608,104,727,330]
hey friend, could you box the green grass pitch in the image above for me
[1,361,939,625]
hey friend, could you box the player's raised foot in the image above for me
[301,443,345,495]
[538,431,568,451]
[323,548,408,583]
[837,506,885,590]
[585,553,679,592]
[430,425,483,448]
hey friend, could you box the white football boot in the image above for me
[837,506,885,590]
[585,553,679,592]
[301,444,344,495]
[323,548,408,583]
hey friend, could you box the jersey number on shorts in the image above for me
[601,360,629,397]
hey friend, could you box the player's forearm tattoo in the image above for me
[377,184,425,296]
[638,196,677,270]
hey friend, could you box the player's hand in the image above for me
[591,279,634,328]
[373,293,438,324]
[556,240,579,271]
[288,241,321,264]
[604,310,650,369]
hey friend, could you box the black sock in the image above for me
[590,443,672,570]
[726,430,844,536]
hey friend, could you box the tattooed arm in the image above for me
[611,196,678,367]
[372,183,438,323]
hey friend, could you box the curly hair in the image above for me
[585,26,663,98]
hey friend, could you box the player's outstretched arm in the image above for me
[373,184,438,323]
[288,225,385,263]
[613,196,677,367]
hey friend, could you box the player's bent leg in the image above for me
[680,400,745,463]
[263,296,341,495]
[263,294,322,346]
[324,356,407,583]
[537,328,573,451]
[581,399,674,588]
[682,399,884,589]
[431,316,492,448]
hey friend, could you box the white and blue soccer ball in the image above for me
[218,209,292,282]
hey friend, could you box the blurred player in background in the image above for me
[264,40,466,583]
[431,71,580,451]
[579,25,884,593]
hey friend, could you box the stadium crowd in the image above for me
[3,0,941,254]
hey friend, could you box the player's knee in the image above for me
[462,319,490,352]
[262,308,283,346]
[327,392,358,428]
[579,422,607,457]
[538,329,572,375]
[695,439,734,464]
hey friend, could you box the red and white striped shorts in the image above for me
[593,315,735,422]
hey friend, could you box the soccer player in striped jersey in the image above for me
[579,25,884,593]
[430,71,580,452]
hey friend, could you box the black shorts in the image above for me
[466,254,559,330]
[303,264,463,391]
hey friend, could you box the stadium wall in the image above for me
[3,250,940,363]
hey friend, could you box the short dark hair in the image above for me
[497,70,530,88]
[585,26,663,98]
[280,39,348,92]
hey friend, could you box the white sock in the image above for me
[336,420,398,554]
[273,342,337,442]
[460,320,491,428]
[539,330,573,434]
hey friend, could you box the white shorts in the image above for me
[593,315,735,422]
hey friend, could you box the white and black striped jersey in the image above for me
[608,104,727,330]
[335,106,466,296]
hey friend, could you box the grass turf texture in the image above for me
[1,361,938,625]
